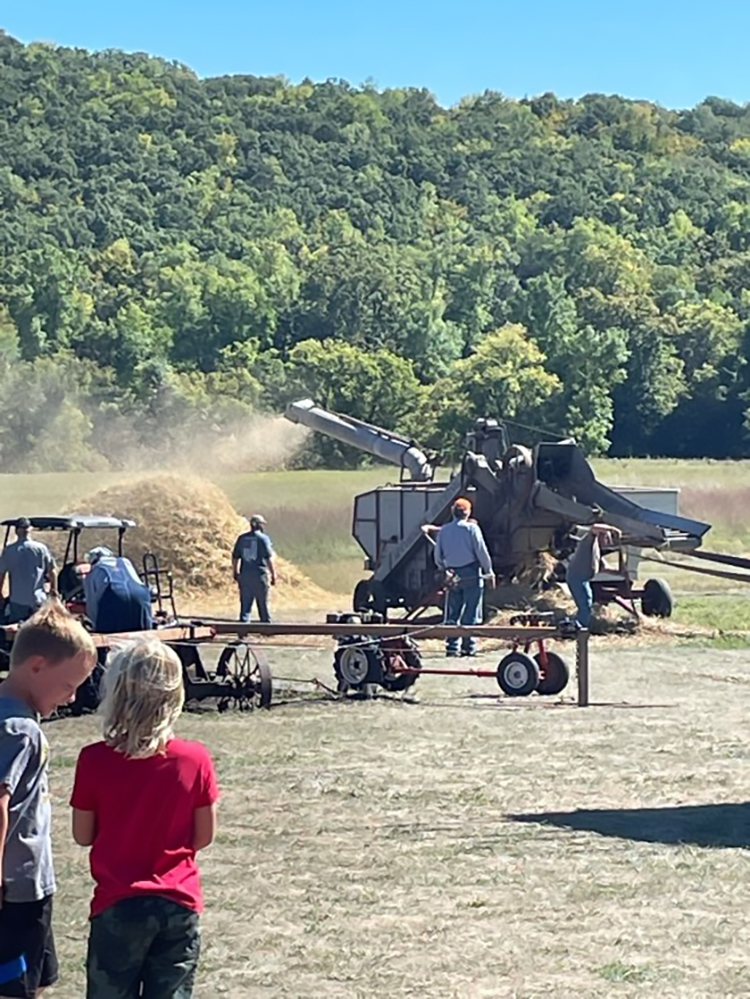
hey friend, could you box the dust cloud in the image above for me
[88,412,310,476]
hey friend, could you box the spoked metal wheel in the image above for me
[216,641,272,711]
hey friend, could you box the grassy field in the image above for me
[5,461,750,994]
[46,642,750,998]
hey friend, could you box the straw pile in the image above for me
[67,474,333,611]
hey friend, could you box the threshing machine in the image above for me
[285,400,711,618]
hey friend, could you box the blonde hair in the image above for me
[11,599,96,669]
[99,638,185,758]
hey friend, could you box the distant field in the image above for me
[1,460,750,626]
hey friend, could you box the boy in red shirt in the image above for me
[70,638,218,999]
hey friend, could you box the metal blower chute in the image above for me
[284,399,711,618]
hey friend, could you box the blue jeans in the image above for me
[567,573,593,628]
[239,574,270,623]
[444,567,484,654]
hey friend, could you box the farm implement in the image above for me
[0,613,589,713]
[283,400,712,619]
[199,615,592,707]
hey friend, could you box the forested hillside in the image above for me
[2,30,750,469]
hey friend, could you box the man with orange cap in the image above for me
[434,498,495,657]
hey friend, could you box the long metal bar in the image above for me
[681,549,750,570]
[390,664,498,678]
[640,557,750,584]
[89,625,216,649]
[0,623,217,653]
[193,620,560,641]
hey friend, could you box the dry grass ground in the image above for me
[4,461,750,995]
[47,639,750,999]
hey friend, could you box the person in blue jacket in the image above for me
[83,548,153,634]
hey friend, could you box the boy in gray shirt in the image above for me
[0,602,95,998]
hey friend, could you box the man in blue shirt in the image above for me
[0,518,57,624]
[434,498,495,657]
[232,515,277,623]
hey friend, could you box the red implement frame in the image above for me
[201,619,590,706]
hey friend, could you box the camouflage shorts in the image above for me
[87,896,201,999]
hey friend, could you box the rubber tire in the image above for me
[370,581,388,616]
[353,580,371,613]
[496,651,540,697]
[381,642,421,693]
[641,578,674,618]
[535,651,570,696]
[334,643,382,692]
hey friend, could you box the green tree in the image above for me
[424,324,560,456]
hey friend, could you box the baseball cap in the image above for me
[452,498,472,515]
[15,517,31,529]
[250,514,267,527]
[86,546,113,563]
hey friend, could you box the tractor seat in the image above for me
[58,563,86,602]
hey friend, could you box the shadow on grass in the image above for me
[509,802,750,848]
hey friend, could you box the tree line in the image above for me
[2,31,750,470]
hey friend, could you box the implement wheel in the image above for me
[641,578,673,618]
[334,643,381,693]
[535,651,570,696]
[381,639,421,693]
[496,651,540,697]
[216,641,272,710]
[353,580,371,613]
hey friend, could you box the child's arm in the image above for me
[0,787,8,907]
[193,804,217,851]
[72,808,96,847]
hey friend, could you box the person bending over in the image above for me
[83,548,153,633]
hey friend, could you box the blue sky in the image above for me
[4,0,748,110]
